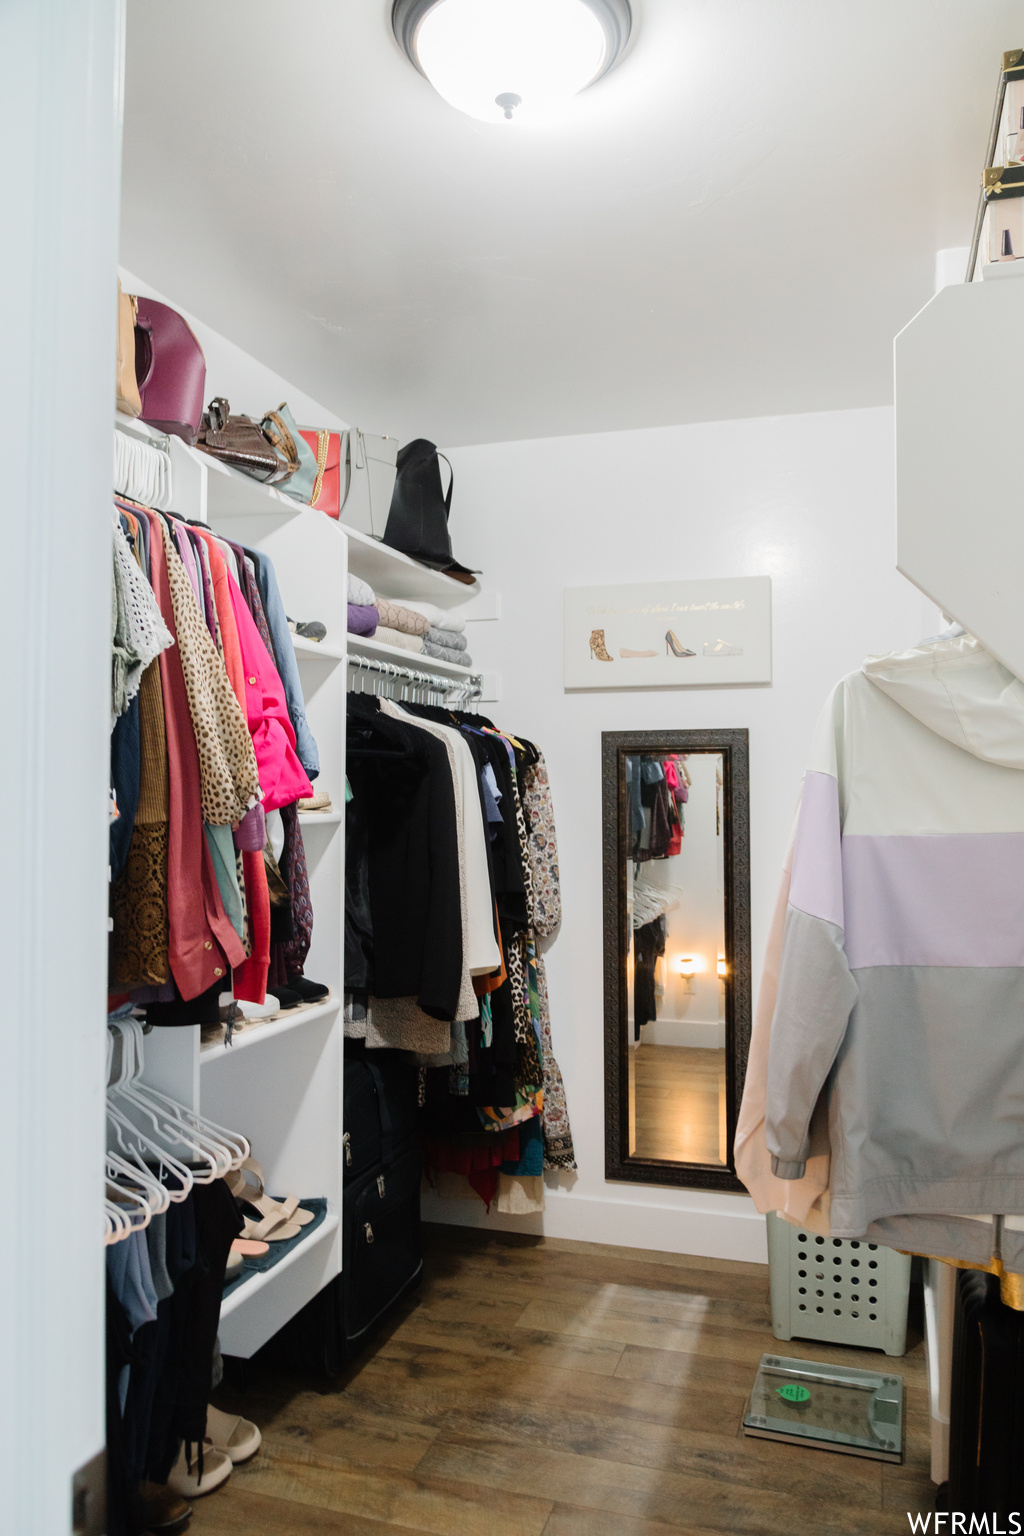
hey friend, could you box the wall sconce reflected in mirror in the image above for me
[676,954,696,993]
[717,955,727,979]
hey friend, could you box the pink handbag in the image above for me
[134,297,207,445]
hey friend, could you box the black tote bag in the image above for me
[383,438,454,569]
[383,439,479,580]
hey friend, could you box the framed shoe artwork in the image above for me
[563,577,772,689]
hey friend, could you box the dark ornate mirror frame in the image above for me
[602,729,752,1192]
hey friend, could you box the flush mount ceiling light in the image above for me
[392,0,632,124]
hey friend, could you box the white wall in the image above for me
[423,404,940,1262]
[3,2,125,1528]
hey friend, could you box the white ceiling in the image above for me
[123,0,1020,446]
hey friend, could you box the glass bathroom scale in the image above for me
[742,1353,904,1463]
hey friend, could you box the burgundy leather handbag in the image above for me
[134,297,207,445]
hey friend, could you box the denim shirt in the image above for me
[247,546,320,781]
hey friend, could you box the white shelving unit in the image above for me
[122,429,491,1359]
[348,631,476,680]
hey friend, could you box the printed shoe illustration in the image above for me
[620,647,658,658]
[703,638,743,656]
[589,628,613,661]
[666,630,696,657]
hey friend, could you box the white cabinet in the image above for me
[895,278,1024,679]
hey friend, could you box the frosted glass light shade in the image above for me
[399,0,628,124]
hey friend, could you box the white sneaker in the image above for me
[219,992,280,1025]
[703,638,743,656]
[167,1441,232,1498]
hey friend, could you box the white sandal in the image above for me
[239,1209,301,1243]
[228,1157,314,1229]
[206,1403,261,1464]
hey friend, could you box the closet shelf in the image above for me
[291,635,345,662]
[218,1212,339,1322]
[190,452,477,608]
[344,524,479,608]
[200,997,339,1064]
[192,449,302,521]
[348,633,478,680]
[298,809,343,826]
[114,411,170,446]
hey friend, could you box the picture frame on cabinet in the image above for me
[563,575,772,690]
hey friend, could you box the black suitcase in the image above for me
[948,1269,1024,1517]
[340,1049,423,1356]
[262,1047,423,1376]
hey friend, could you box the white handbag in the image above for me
[340,429,399,540]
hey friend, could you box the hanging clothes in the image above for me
[108,502,320,1017]
[736,632,1024,1268]
[345,689,576,1191]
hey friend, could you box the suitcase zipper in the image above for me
[343,1132,352,1167]
[377,1174,386,1197]
[364,1222,374,1243]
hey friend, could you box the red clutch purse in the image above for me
[299,429,342,518]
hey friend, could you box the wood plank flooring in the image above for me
[632,1044,727,1165]
[190,1224,935,1536]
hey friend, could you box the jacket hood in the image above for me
[863,633,1024,770]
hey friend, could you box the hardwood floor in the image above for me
[632,1044,726,1165]
[190,1224,935,1536]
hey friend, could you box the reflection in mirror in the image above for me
[626,751,727,1166]
[603,729,750,1192]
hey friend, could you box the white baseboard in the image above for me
[421,1186,768,1264]
[640,1017,725,1048]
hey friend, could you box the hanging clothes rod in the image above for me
[347,650,482,703]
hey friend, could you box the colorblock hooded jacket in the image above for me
[737,633,1024,1239]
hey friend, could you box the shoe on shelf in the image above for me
[286,976,331,1004]
[207,1403,262,1465]
[240,1209,302,1243]
[126,1481,192,1534]
[231,1237,270,1257]
[229,1157,315,1230]
[298,791,333,812]
[219,993,280,1027]
[166,1441,233,1499]
[272,985,304,1010]
[703,638,743,656]
[288,618,327,642]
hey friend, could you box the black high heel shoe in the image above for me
[665,630,696,657]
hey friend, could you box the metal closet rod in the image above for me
[346,651,482,701]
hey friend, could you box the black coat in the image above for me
[347,696,463,1022]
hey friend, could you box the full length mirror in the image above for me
[602,730,751,1191]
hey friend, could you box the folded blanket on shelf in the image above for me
[412,602,466,632]
[375,596,430,637]
[422,640,473,667]
[376,625,424,654]
[427,625,467,652]
[347,572,375,607]
[347,603,378,637]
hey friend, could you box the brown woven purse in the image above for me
[195,397,299,485]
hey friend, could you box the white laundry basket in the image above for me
[767,1214,912,1357]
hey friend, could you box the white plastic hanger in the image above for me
[106,1026,196,1201]
[117,1018,249,1177]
